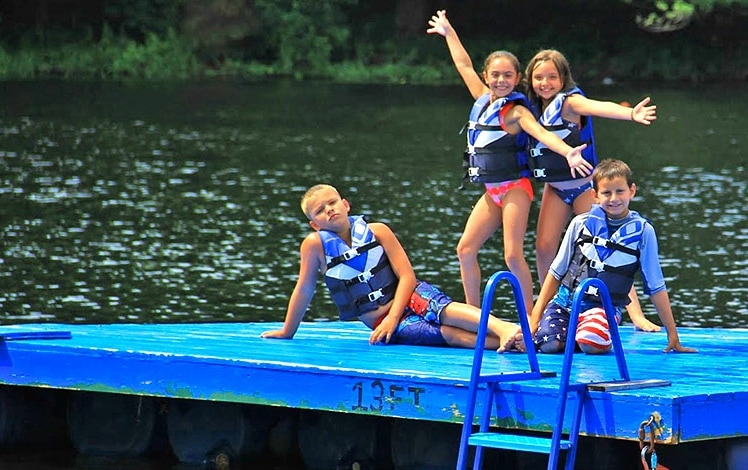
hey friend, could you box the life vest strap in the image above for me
[327,240,381,269]
[587,259,636,274]
[578,235,640,257]
[354,283,397,307]
[468,147,512,155]
[468,122,503,131]
[344,260,390,287]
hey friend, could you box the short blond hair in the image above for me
[300,184,340,218]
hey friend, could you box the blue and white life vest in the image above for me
[462,91,532,184]
[561,205,646,306]
[528,87,597,182]
[318,215,398,321]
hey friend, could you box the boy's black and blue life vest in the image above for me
[462,91,532,184]
[560,205,647,306]
[528,87,597,182]
[318,215,398,320]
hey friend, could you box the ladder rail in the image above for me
[470,384,494,469]
[563,389,586,470]
[456,271,540,470]
[550,276,631,470]
[567,277,631,382]
[457,273,669,470]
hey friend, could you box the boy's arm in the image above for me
[564,95,657,125]
[638,223,695,351]
[530,273,561,334]
[509,106,591,177]
[427,10,487,99]
[531,215,585,333]
[260,233,323,339]
[368,223,418,345]
[650,290,697,353]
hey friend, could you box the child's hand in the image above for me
[632,97,657,125]
[663,339,697,353]
[565,144,592,177]
[426,9,451,37]
[369,315,399,345]
[260,329,291,339]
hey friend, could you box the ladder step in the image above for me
[586,378,672,392]
[467,432,571,454]
[478,370,557,384]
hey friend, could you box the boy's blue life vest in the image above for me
[560,205,646,306]
[462,91,532,184]
[528,87,597,182]
[318,215,398,320]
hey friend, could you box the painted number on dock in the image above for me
[352,381,425,412]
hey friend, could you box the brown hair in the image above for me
[483,50,521,75]
[524,49,576,107]
[592,159,634,190]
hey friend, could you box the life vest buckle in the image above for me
[585,285,600,297]
[589,259,605,272]
[529,148,543,158]
[532,168,547,178]
[592,236,609,247]
[468,166,480,177]
[367,289,384,302]
[342,248,359,261]
[356,270,373,283]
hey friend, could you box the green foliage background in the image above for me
[0,0,746,83]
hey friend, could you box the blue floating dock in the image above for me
[0,321,745,449]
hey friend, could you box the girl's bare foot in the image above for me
[498,327,526,353]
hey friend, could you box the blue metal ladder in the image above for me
[457,272,671,470]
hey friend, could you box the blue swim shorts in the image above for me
[392,280,452,346]
[549,181,593,206]
[533,301,570,349]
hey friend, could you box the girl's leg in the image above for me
[571,186,594,215]
[439,302,524,351]
[625,286,647,327]
[456,192,502,307]
[535,184,575,284]
[500,187,534,316]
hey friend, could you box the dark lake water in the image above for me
[0,79,747,468]
[1,80,746,329]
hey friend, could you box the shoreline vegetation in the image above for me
[0,1,746,85]
[2,37,746,86]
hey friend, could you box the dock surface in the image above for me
[0,322,744,445]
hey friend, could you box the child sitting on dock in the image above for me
[260,184,525,352]
[529,159,697,355]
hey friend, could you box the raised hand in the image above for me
[632,96,657,125]
[565,143,592,177]
[426,9,451,37]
